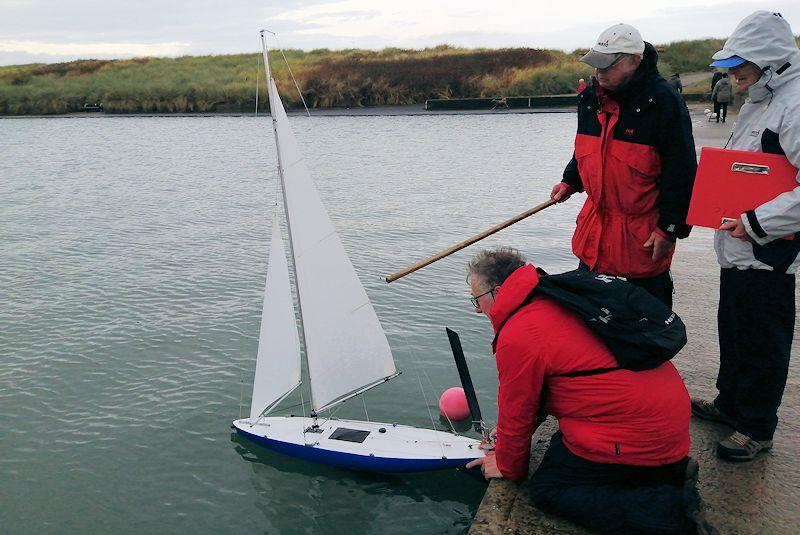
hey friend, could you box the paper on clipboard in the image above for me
[686,147,799,230]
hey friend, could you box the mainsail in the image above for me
[250,219,301,419]
[263,53,397,412]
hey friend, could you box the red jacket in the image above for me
[489,265,690,480]
[562,44,696,278]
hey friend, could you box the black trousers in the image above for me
[529,432,695,534]
[578,262,674,308]
[715,267,795,441]
[713,100,728,122]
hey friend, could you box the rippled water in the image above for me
[0,113,580,534]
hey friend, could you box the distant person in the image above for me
[464,247,713,534]
[710,73,731,122]
[668,73,683,93]
[576,78,587,93]
[692,10,800,462]
[710,69,724,92]
[549,23,697,307]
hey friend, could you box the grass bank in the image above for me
[1,37,781,116]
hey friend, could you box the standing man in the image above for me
[710,69,724,93]
[691,11,800,462]
[550,23,697,307]
[464,247,713,534]
[668,73,683,93]
[710,73,731,123]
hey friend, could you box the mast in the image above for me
[259,30,315,419]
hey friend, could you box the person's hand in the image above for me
[550,182,575,203]
[466,451,503,480]
[489,427,497,440]
[719,217,752,241]
[643,231,676,262]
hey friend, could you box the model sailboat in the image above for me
[231,32,483,472]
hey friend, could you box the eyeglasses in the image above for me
[596,54,627,72]
[470,288,495,308]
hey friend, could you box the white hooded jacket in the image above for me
[712,11,800,273]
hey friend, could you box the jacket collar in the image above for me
[488,264,540,334]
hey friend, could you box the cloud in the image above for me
[0,40,191,57]
[0,0,797,65]
[272,0,739,42]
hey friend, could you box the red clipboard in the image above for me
[687,147,799,229]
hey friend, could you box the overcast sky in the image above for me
[1,0,798,66]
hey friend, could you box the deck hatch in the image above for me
[329,428,370,443]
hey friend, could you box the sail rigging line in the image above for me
[254,45,261,116]
[395,328,449,458]
[440,403,457,435]
[361,395,370,422]
[239,374,246,419]
[262,30,311,117]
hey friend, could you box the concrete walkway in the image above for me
[469,111,800,535]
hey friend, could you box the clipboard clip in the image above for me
[732,162,770,175]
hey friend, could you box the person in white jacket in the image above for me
[691,11,800,462]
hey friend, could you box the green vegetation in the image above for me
[657,38,726,75]
[0,46,581,114]
[2,37,794,115]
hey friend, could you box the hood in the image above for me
[640,41,660,76]
[488,264,540,334]
[713,11,800,100]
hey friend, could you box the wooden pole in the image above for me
[385,198,557,283]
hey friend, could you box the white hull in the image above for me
[233,416,484,472]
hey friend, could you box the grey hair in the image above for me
[467,247,526,289]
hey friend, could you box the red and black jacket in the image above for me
[562,43,697,278]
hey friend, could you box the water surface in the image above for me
[0,113,580,534]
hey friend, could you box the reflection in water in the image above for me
[230,431,487,534]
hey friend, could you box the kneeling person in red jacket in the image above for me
[465,247,710,534]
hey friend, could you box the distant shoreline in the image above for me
[0,42,723,116]
[0,104,579,119]
[0,102,721,120]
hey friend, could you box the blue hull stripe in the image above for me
[236,428,475,472]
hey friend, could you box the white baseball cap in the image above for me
[581,23,645,69]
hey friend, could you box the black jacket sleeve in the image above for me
[561,98,586,192]
[656,92,697,239]
[562,153,584,192]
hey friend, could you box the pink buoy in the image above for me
[438,387,471,421]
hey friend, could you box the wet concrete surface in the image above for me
[470,110,800,535]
